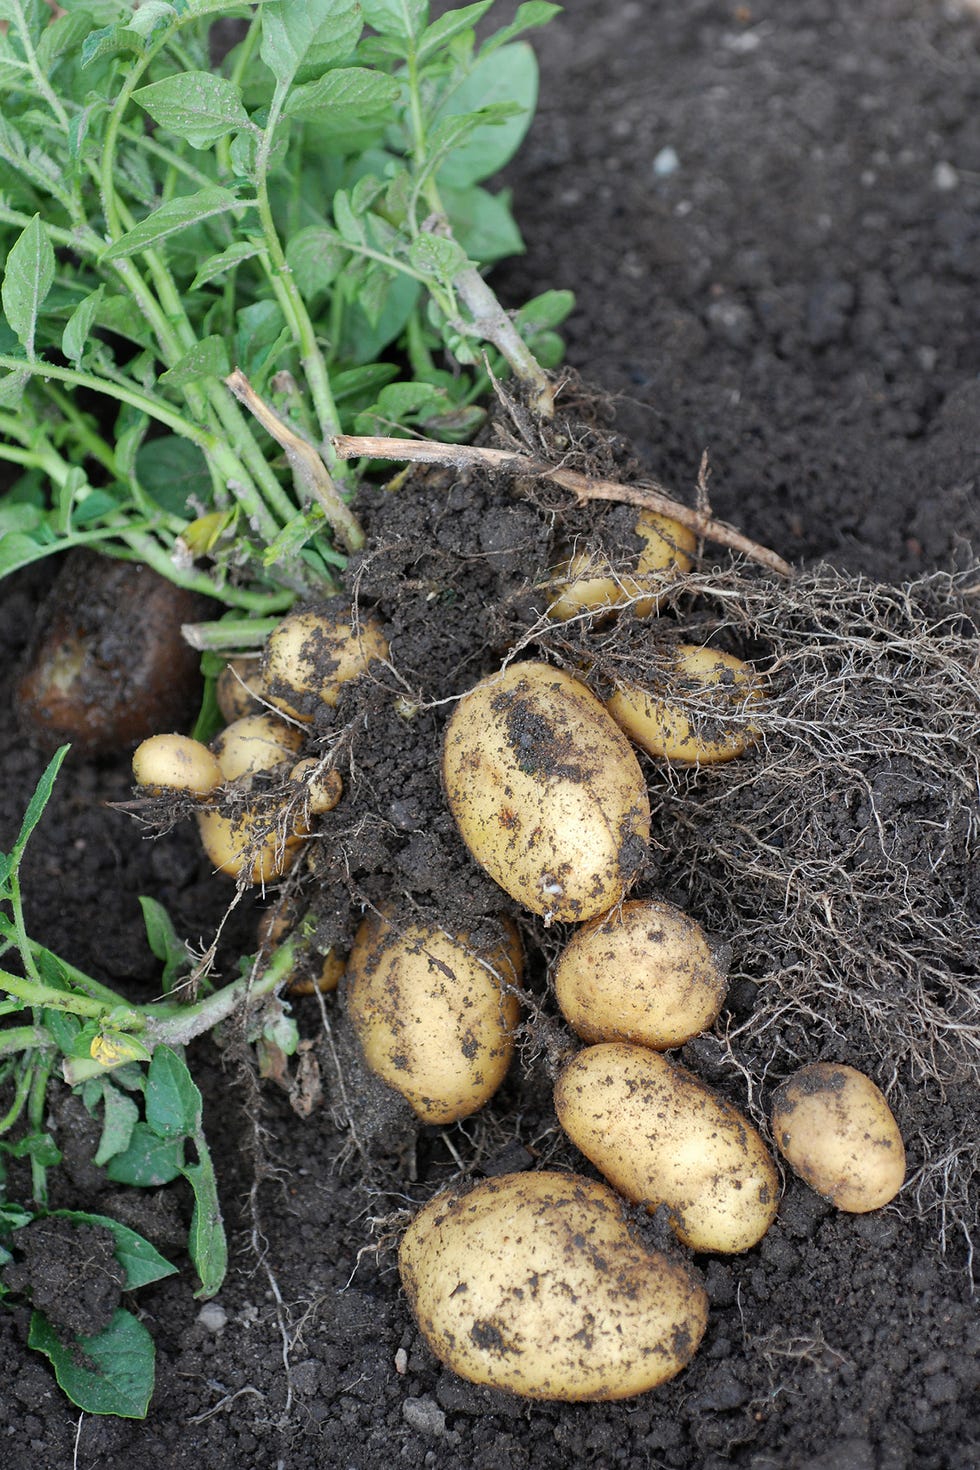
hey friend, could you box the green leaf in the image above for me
[29,1308,155,1418]
[284,66,399,150]
[1,214,55,357]
[182,1152,227,1298]
[133,72,251,150]
[104,1123,185,1186]
[189,239,265,291]
[516,288,576,331]
[61,285,105,365]
[330,362,400,403]
[417,2,494,62]
[0,368,30,409]
[482,1,561,54]
[0,528,54,575]
[332,188,365,245]
[137,896,190,993]
[8,748,69,870]
[285,226,347,300]
[434,43,538,188]
[135,435,211,517]
[260,0,363,87]
[158,335,230,388]
[144,1045,201,1140]
[359,0,428,42]
[354,380,447,434]
[49,1211,177,1290]
[90,1081,140,1168]
[101,186,243,262]
[443,183,523,264]
[408,232,467,281]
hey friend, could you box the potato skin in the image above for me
[555,1043,780,1253]
[547,512,696,622]
[554,899,728,1049]
[771,1062,906,1212]
[442,662,651,922]
[196,808,304,884]
[345,910,522,1125]
[262,607,388,722]
[211,713,304,782]
[606,644,761,765]
[399,1171,708,1401]
[132,733,222,798]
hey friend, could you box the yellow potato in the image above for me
[196,808,305,884]
[442,661,651,922]
[262,607,388,722]
[345,910,522,1125]
[555,1042,780,1253]
[606,644,762,765]
[771,1062,906,1212]
[399,1170,708,1400]
[547,512,696,621]
[211,713,304,783]
[554,899,728,1049]
[215,657,266,722]
[288,758,343,813]
[132,733,222,798]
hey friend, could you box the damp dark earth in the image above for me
[2,2,980,1468]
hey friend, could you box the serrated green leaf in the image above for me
[189,239,264,291]
[260,0,363,87]
[418,1,494,62]
[2,214,55,357]
[145,1045,201,1140]
[61,285,105,364]
[285,225,347,299]
[29,1308,155,1418]
[434,43,538,188]
[359,0,427,42]
[284,66,399,151]
[104,1122,185,1186]
[101,186,243,262]
[50,1210,177,1290]
[409,232,467,282]
[133,72,251,150]
[158,335,230,388]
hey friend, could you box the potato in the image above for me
[771,1062,906,1212]
[256,902,345,996]
[211,713,304,783]
[262,607,388,722]
[399,1170,708,1400]
[196,808,305,884]
[288,757,343,813]
[555,1042,780,1253]
[132,733,222,798]
[606,644,762,765]
[547,512,697,622]
[345,910,522,1125]
[215,657,266,722]
[554,899,728,1049]
[442,662,651,922]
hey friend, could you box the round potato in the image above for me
[288,757,343,814]
[555,1042,780,1253]
[215,657,266,722]
[211,713,304,783]
[547,512,697,622]
[262,607,388,722]
[196,807,305,884]
[442,661,651,922]
[606,644,762,765]
[345,910,522,1125]
[400,1170,708,1400]
[554,899,728,1049]
[132,733,222,799]
[771,1062,906,1212]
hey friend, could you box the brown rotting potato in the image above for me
[399,1170,709,1400]
[442,661,651,922]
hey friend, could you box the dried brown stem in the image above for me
[330,433,792,577]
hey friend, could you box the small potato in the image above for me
[771,1062,906,1213]
[345,910,522,1125]
[547,512,696,622]
[554,899,728,1049]
[215,657,266,722]
[555,1042,780,1253]
[288,757,343,814]
[400,1170,708,1401]
[442,662,651,923]
[256,902,345,996]
[132,733,222,798]
[211,713,304,783]
[196,807,305,884]
[606,644,762,765]
[262,607,388,722]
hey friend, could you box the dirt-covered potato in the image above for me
[262,607,388,722]
[442,661,651,922]
[211,713,304,783]
[215,657,266,722]
[288,758,343,813]
[399,1170,708,1400]
[196,808,306,884]
[606,644,762,764]
[554,899,728,1049]
[555,1042,780,1253]
[345,910,522,1125]
[547,511,697,621]
[771,1062,906,1212]
[132,733,222,799]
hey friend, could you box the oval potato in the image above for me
[442,662,651,922]
[196,808,305,884]
[555,1042,780,1253]
[132,733,222,798]
[346,910,522,1125]
[215,657,266,723]
[547,512,697,622]
[211,713,304,783]
[262,607,388,722]
[554,899,728,1049]
[771,1062,906,1212]
[606,644,762,765]
[400,1170,708,1400]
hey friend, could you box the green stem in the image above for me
[0,1054,36,1132]
[180,617,282,652]
[0,966,125,1020]
[11,8,69,131]
[40,384,118,476]
[142,939,298,1048]
[28,1054,55,1205]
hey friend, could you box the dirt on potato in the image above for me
[2,2,980,1468]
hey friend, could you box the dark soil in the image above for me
[2,2,979,1467]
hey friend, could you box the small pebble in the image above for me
[652,145,680,177]
[402,1396,447,1436]
[197,1302,228,1333]
[933,161,959,191]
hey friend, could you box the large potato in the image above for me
[262,606,389,722]
[554,899,728,1049]
[345,910,522,1125]
[771,1062,906,1212]
[547,511,697,622]
[555,1042,780,1253]
[442,662,651,922]
[606,644,762,765]
[399,1170,708,1400]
